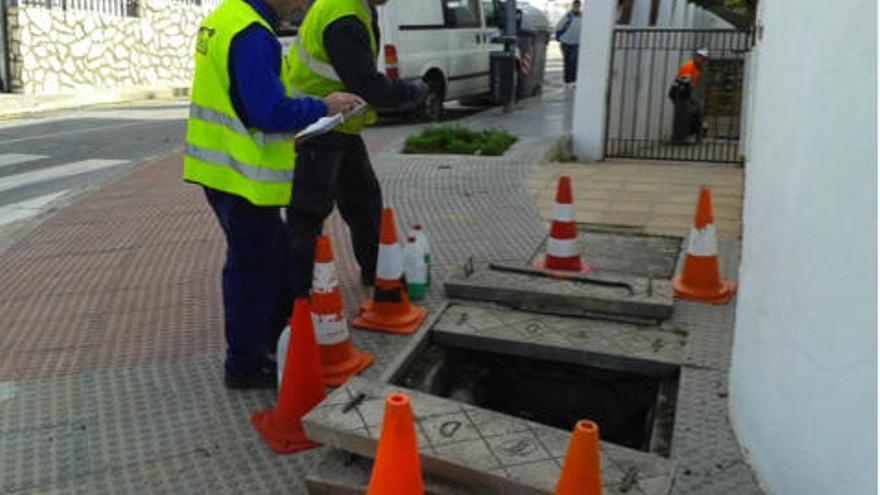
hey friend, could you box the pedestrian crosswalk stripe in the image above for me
[0,189,71,227]
[0,153,48,168]
[0,159,129,193]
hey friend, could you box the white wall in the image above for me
[7,0,213,94]
[729,1,877,494]
[571,0,616,161]
[656,0,673,26]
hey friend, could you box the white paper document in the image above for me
[294,102,368,142]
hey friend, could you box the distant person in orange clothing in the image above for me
[669,48,708,143]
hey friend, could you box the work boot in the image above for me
[224,364,277,390]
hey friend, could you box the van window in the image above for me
[482,0,498,27]
[444,0,481,28]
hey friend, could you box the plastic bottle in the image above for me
[412,224,431,284]
[403,235,428,301]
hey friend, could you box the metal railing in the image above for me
[169,0,220,8]
[17,0,138,16]
[14,0,219,16]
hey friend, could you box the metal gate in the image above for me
[604,28,753,163]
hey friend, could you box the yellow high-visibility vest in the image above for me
[183,0,296,206]
[286,0,378,134]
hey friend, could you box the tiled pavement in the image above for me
[528,159,744,240]
[0,89,762,494]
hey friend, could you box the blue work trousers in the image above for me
[204,187,293,377]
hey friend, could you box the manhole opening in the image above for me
[393,342,678,457]
[530,229,683,279]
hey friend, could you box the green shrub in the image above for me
[403,126,518,156]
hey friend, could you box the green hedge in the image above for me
[403,126,518,156]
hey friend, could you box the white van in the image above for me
[279,0,548,120]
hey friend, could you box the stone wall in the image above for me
[6,0,214,94]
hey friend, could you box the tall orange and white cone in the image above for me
[354,208,427,334]
[535,176,590,272]
[672,186,737,304]
[311,235,374,386]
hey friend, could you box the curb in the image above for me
[0,86,190,120]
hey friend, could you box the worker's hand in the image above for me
[322,92,364,116]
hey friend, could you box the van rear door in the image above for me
[442,0,489,99]
[382,0,448,82]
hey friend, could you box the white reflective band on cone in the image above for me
[687,224,718,257]
[376,242,403,280]
[311,313,348,345]
[553,202,575,222]
[312,262,338,293]
[547,237,579,257]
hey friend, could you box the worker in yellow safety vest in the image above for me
[182,0,362,389]
[284,0,427,299]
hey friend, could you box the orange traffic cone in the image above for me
[672,186,736,303]
[251,298,326,454]
[354,208,427,334]
[535,176,590,272]
[312,235,374,386]
[366,392,425,495]
[554,420,602,495]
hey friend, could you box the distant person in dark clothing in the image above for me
[669,48,708,143]
[555,0,582,86]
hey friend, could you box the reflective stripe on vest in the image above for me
[189,103,294,145]
[185,143,293,182]
[295,42,342,83]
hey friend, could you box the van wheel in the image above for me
[420,77,445,122]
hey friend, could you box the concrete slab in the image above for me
[305,449,482,495]
[302,377,676,495]
[432,303,685,376]
[530,231,683,279]
[444,260,674,324]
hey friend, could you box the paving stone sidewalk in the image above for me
[528,160,744,240]
[0,90,762,494]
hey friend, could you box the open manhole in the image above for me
[392,342,678,457]
[531,229,682,279]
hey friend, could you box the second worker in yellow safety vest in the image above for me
[285,0,427,297]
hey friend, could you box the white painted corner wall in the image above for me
[729,1,877,494]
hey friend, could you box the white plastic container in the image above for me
[403,235,428,301]
[411,224,431,284]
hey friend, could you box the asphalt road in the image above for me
[0,99,485,245]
